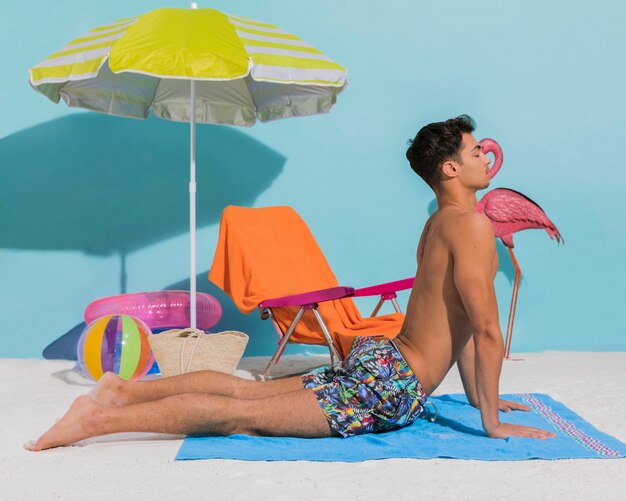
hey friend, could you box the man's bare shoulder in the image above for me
[438,210,494,248]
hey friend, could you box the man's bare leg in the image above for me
[26,388,332,451]
[91,371,306,407]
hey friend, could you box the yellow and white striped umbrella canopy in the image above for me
[29,8,347,126]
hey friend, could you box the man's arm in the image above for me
[457,337,480,408]
[451,213,554,439]
[457,336,531,412]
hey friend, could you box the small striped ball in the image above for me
[77,315,154,381]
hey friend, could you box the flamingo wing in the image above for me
[480,188,564,244]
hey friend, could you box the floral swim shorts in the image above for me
[301,336,427,437]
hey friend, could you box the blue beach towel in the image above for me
[176,393,626,461]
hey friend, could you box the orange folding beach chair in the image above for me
[209,206,415,378]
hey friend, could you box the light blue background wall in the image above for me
[1,1,625,358]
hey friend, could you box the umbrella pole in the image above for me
[189,79,197,329]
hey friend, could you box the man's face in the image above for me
[455,133,491,190]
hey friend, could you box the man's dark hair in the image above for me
[406,115,476,189]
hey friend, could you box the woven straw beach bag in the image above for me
[147,328,248,377]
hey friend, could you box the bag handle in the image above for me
[178,328,205,374]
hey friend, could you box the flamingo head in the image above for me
[479,138,503,180]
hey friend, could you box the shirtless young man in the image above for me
[27,115,554,451]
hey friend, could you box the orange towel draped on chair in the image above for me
[209,206,404,358]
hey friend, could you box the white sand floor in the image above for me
[2,352,625,501]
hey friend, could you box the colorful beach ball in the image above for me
[77,314,154,381]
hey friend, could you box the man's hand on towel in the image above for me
[497,399,530,413]
[470,399,531,412]
[487,422,557,440]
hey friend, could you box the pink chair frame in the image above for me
[258,278,415,379]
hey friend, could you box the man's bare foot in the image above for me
[89,372,128,406]
[25,395,107,451]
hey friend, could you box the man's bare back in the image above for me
[395,208,498,396]
[399,116,555,439]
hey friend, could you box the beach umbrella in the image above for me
[29,4,347,328]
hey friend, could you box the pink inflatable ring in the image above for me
[84,291,222,331]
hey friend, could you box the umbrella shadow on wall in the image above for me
[0,114,286,359]
[0,113,286,291]
[426,198,515,283]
